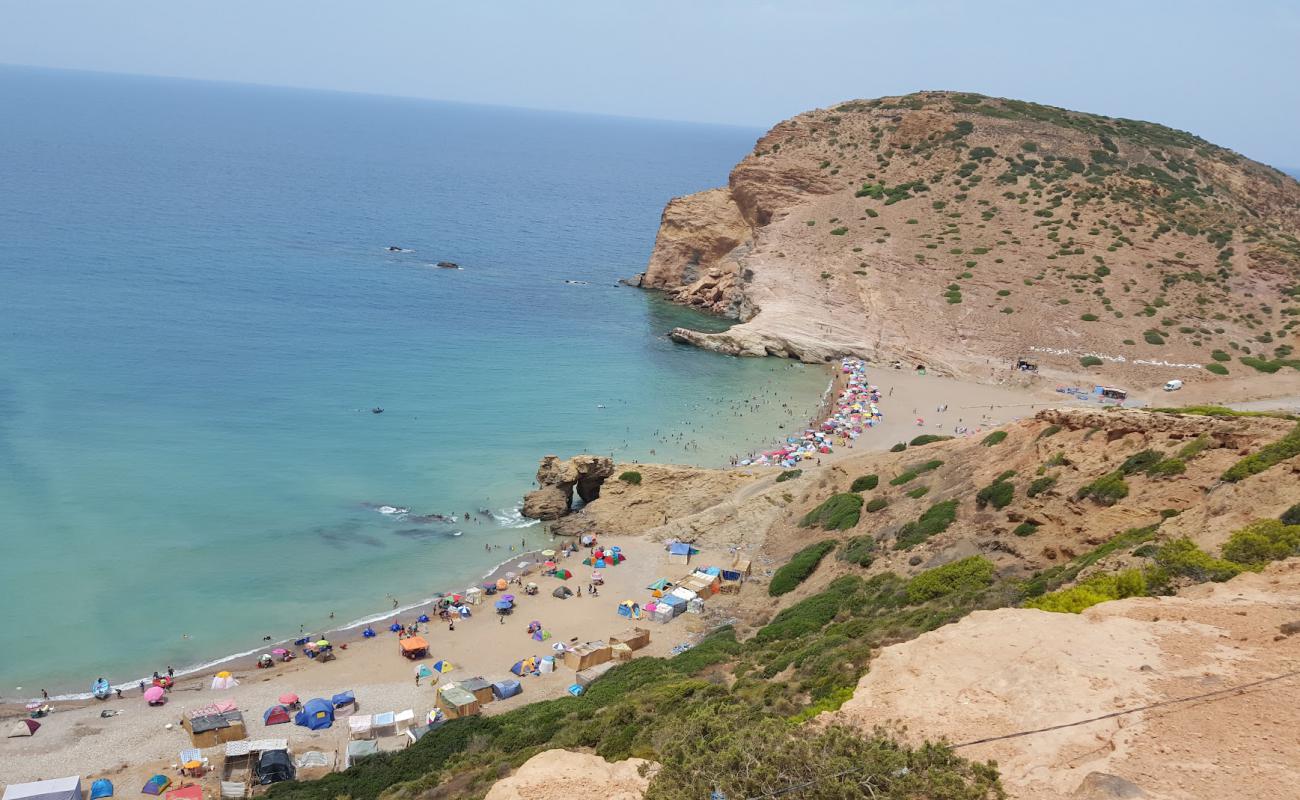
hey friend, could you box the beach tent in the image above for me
[510,656,538,676]
[491,680,522,700]
[617,601,640,619]
[143,686,166,705]
[294,698,334,730]
[415,663,434,679]
[1,778,82,800]
[552,586,573,599]
[667,542,693,565]
[211,672,238,691]
[262,705,292,726]
[399,636,429,659]
[554,568,573,580]
[255,750,295,785]
[141,776,171,796]
[331,691,356,708]
[89,781,113,800]
[6,719,39,737]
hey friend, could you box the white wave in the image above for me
[491,505,540,529]
[377,505,408,515]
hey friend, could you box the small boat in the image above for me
[387,246,403,252]
[92,678,111,700]
[435,261,459,269]
[371,407,384,414]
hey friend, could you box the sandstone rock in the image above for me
[484,750,656,800]
[1072,772,1147,799]
[520,455,615,520]
[521,486,570,521]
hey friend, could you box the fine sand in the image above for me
[0,536,725,791]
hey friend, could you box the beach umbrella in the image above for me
[389,622,402,632]
[272,648,290,656]
[278,693,299,705]
[417,614,430,623]
[543,561,556,570]
[316,639,330,647]
[216,671,231,679]
[143,686,165,704]
[432,659,454,674]
[541,549,556,558]
[503,594,515,602]
[496,578,508,590]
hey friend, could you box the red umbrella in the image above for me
[278,693,299,705]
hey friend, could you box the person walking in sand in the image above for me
[448,621,455,632]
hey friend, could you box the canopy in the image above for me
[294,698,334,730]
[2,778,82,800]
[89,781,113,800]
[263,705,291,725]
[6,719,39,737]
[399,636,429,656]
[143,686,166,704]
[277,693,299,705]
[141,776,170,796]
[494,599,512,610]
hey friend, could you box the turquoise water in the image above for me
[0,67,827,696]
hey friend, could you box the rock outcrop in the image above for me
[638,91,1300,388]
[484,750,656,800]
[521,455,616,520]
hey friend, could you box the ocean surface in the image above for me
[0,67,828,697]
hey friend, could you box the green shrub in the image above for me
[1205,363,1229,375]
[1239,356,1281,373]
[865,497,888,512]
[1147,458,1186,477]
[1013,521,1039,536]
[889,442,908,453]
[838,535,877,567]
[1154,538,1241,582]
[981,430,1008,446]
[1079,356,1103,367]
[1027,475,1057,497]
[801,493,864,530]
[1036,424,1062,440]
[975,479,1014,510]
[1211,349,1231,361]
[1077,470,1129,505]
[1144,330,1165,345]
[917,459,944,473]
[769,540,837,596]
[1176,435,1212,460]
[1222,422,1300,482]
[906,485,930,499]
[895,500,959,549]
[618,470,642,485]
[909,434,953,446]
[1081,313,1099,322]
[1221,519,1300,566]
[775,469,802,483]
[1282,502,1300,526]
[890,471,918,486]
[830,226,849,236]
[849,474,878,492]
[906,556,995,603]
[1025,569,1149,613]
[1119,449,1163,475]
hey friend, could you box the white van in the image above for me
[1164,379,1183,392]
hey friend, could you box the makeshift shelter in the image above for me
[617,600,640,619]
[89,781,113,800]
[371,711,396,735]
[610,642,633,661]
[398,636,428,659]
[211,672,238,691]
[255,751,295,785]
[435,684,480,719]
[393,708,414,733]
[552,586,573,599]
[610,627,650,652]
[345,740,379,768]
[563,641,612,671]
[465,587,483,605]
[165,786,201,800]
[331,691,356,709]
[491,680,522,700]
[668,586,698,604]
[732,557,752,577]
[6,719,39,737]
[458,677,495,705]
[667,542,694,565]
[347,715,372,740]
[182,707,246,748]
[141,776,171,796]
[1,777,82,800]
[576,661,618,687]
[294,698,334,730]
[262,705,291,726]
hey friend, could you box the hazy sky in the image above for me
[3,0,1298,167]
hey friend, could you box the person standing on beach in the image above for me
[448,620,455,632]
[41,689,49,700]
[167,666,174,678]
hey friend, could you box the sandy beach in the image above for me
[0,535,730,791]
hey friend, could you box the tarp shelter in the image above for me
[552,586,573,599]
[668,587,697,603]
[465,587,483,605]
[436,684,480,719]
[165,786,201,800]
[89,781,113,800]
[294,698,334,730]
[458,677,495,705]
[262,705,291,726]
[399,636,428,659]
[731,557,752,576]
[1,777,82,800]
[667,542,695,565]
[563,641,612,671]
[347,715,372,740]
[371,711,396,734]
[576,661,618,687]
[617,601,640,619]
[255,750,295,785]
[331,691,356,708]
[141,776,171,796]
[182,709,246,748]
[610,627,651,652]
[6,719,39,737]
[345,740,379,767]
[491,680,522,700]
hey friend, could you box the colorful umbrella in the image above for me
[278,693,299,705]
[432,659,454,674]
[271,648,290,656]
[143,686,165,703]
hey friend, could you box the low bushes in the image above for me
[910,434,953,446]
[889,471,918,486]
[1147,457,1186,477]
[775,469,802,483]
[1025,569,1148,613]
[1118,449,1163,475]
[618,470,642,485]
[894,500,958,549]
[906,556,995,603]
[1036,424,1062,440]
[906,485,930,499]
[1205,363,1229,375]
[801,493,864,530]
[890,442,908,452]
[849,474,878,492]
[865,497,889,512]
[1077,470,1129,505]
[1027,475,1057,497]
[1221,519,1300,566]
[1079,356,1103,367]
[1154,538,1241,583]
[769,540,837,596]
[1282,503,1300,526]
[838,535,877,567]
[1013,521,1039,536]
[975,478,1014,510]
[981,430,1008,446]
[1222,422,1300,482]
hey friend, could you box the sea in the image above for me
[0,66,829,698]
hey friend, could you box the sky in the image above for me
[2,0,1298,168]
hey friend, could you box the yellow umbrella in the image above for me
[216,671,231,679]
[316,640,330,647]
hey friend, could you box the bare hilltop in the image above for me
[633,91,1300,390]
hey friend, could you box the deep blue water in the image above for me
[0,67,828,696]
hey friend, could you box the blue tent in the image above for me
[668,543,691,557]
[494,599,513,611]
[331,690,356,708]
[294,698,334,730]
[90,780,114,800]
[492,680,522,700]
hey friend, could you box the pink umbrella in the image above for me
[271,648,290,656]
[143,686,166,704]
[278,693,299,705]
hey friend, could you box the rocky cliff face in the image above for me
[521,454,616,520]
[640,91,1300,386]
